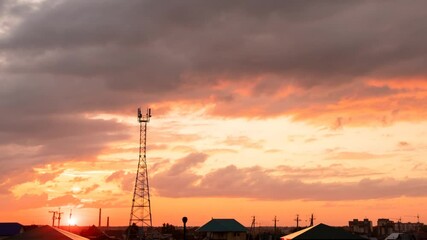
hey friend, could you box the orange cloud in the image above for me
[105,170,135,192]
[150,153,427,201]
[48,195,81,207]
[222,136,264,149]
[327,151,392,161]
[0,193,48,211]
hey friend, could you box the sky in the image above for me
[1,0,427,228]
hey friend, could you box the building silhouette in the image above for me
[196,219,247,240]
[348,219,373,235]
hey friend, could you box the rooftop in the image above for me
[7,225,89,240]
[0,222,23,237]
[196,219,248,233]
[281,223,366,240]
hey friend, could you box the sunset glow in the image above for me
[68,217,77,226]
[1,0,427,229]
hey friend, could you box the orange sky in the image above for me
[1,110,426,227]
[1,0,427,228]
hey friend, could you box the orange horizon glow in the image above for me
[2,108,427,227]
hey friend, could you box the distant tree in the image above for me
[80,225,106,239]
[125,223,140,240]
[161,223,176,234]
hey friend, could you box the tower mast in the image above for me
[128,108,152,240]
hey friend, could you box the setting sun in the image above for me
[68,217,77,226]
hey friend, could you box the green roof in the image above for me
[281,223,365,240]
[196,219,248,233]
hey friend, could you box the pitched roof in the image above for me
[385,233,401,240]
[281,223,365,240]
[0,222,23,236]
[196,219,248,233]
[7,225,89,240]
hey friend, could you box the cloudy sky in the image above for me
[1,0,427,227]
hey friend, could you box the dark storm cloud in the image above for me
[0,1,355,49]
[0,0,36,29]
[0,1,5,13]
[1,0,426,126]
[1,1,427,88]
[0,1,425,128]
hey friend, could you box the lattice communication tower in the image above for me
[128,108,152,240]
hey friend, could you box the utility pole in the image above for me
[417,214,420,231]
[273,216,279,240]
[309,214,315,227]
[57,208,64,228]
[128,108,152,240]
[294,214,301,228]
[69,209,72,231]
[49,211,57,227]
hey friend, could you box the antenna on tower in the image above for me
[128,107,153,240]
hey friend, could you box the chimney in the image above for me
[98,208,102,227]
